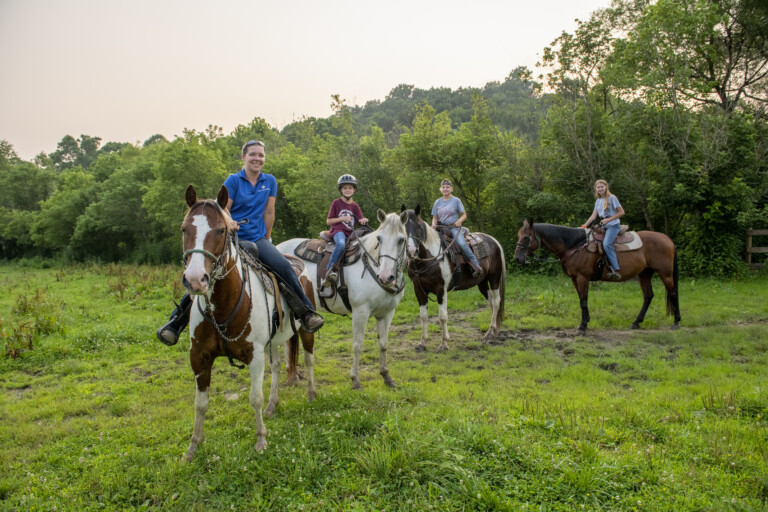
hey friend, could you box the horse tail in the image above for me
[498,241,506,325]
[666,248,679,316]
[286,334,300,381]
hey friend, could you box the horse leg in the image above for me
[247,349,268,450]
[660,267,681,330]
[350,309,369,390]
[413,285,429,352]
[376,310,397,388]
[437,289,450,352]
[184,357,212,462]
[483,284,500,339]
[299,329,316,402]
[572,276,590,335]
[264,339,282,418]
[631,270,655,329]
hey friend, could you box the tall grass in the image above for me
[1,263,767,510]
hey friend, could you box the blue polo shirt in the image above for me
[223,169,277,242]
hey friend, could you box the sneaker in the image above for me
[301,312,325,333]
[322,271,338,288]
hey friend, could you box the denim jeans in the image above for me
[450,227,480,266]
[602,223,620,271]
[327,231,347,269]
[243,238,314,310]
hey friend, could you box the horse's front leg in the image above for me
[416,302,429,351]
[264,338,282,418]
[185,358,212,462]
[437,289,449,352]
[572,276,590,335]
[248,348,268,450]
[376,309,397,388]
[350,309,369,390]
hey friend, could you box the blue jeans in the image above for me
[450,227,480,266]
[602,224,620,271]
[327,232,347,269]
[244,238,314,310]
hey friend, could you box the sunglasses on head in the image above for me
[241,140,265,154]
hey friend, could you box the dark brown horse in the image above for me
[401,206,506,351]
[514,220,680,335]
[180,185,316,461]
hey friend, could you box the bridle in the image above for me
[354,224,407,294]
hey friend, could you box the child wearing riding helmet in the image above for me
[323,174,368,287]
[582,179,625,280]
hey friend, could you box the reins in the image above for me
[351,224,407,295]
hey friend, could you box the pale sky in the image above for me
[1,0,610,161]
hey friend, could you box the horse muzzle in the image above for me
[182,272,210,295]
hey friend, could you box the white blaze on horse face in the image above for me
[376,217,404,286]
[184,214,213,293]
[407,235,419,257]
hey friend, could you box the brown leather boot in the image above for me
[469,261,482,278]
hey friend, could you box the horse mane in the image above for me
[186,199,232,224]
[361,212,403,259]
[534,223,586,250]
[423,222,441,249]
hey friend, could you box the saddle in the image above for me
[435,225,491,263]
[293,227,371,311]
[238,243,306,295]
[586,225,643,253]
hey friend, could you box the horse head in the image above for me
[400,205,429,258]
[514,219,539,265]
[181,185,232,295]
[370,209,408,289]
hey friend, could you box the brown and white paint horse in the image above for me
[180,185,316,461]
[278,210,408,390]
[401,206,506,351]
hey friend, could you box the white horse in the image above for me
[277,210,408,390]
[181,185,316,461]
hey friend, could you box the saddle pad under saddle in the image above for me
[439,231,491,261]
[586,231,643,253]
[241,251,307,295]
[293,239,363,266]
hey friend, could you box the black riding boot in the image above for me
[278,282,324,333]
[156,293,193,346]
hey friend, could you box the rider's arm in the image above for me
[602,206,625,225]
[263,196,276,240]
[582,209,598,228]
[431,215,438,229]
[454,211,467,227]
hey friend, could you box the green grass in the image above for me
[1,262,767,511]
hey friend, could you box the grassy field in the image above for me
[1,262,767,511]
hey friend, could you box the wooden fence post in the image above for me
[746,228,768,269]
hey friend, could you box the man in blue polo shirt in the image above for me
[156,140,324,346]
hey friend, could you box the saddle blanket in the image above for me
[586,231,643,253]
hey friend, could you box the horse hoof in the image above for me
[436,345,448,353]
[351,379,363,390]
[284,376,298,387]
[631,323,640,330]
[255,438,267,451]
[264,403,277,417]
[415,344,426,352]
[671,324,680,330]
[307,390,316,403]
[576,329,586,337]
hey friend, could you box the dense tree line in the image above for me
[1,0,766,275]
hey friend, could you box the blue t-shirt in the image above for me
[594,195,622,226]
[223,169,277,242]
[431,196,465,226]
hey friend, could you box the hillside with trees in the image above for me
[1,0,766,275]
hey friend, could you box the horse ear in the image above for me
[400,204,406,213]
[185,185,197,207]
[377,209,387,223]
[216,186,229,209]
[400,210,409,225]
[415,204,421,216]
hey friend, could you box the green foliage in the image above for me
[1,264,767,510]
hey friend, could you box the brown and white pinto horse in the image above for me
[180,185,315,461]
[514,220,681,335]
[401,206,506,351]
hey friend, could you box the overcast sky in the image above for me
[0,0,610,160]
